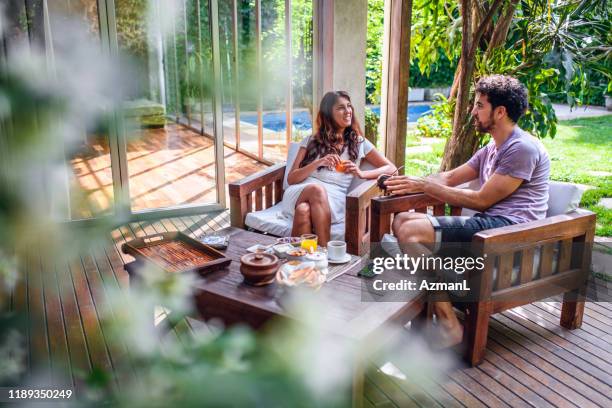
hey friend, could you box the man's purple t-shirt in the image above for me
[467,126,550,224]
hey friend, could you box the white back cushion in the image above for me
[459,179,585,217]
[283,142,301,190]
[546,181,586,216]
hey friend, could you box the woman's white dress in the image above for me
[281,135,375,224]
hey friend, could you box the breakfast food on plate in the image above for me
[287,248,307,257]
[276,237,302,246]
[277,261,324,288]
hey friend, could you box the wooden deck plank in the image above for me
[542,300,612,332]
[477,360,555,408]
[495,315,610,384]
[487,337,596,407]
[371,363,447,408]
[27,246,51,372]
[491,312,612,391]
[366,366,420,408]
[487,324,609,407]
[483,347,574,407]
[461,365,531,408]
[449,370,512,408]
[13,247,30,371]
[80,250,132,388]
[506,306,612,371]
[41,249,72,380]
[67,256,115,383]
[434,374,487,408]
[364,375,396,407]
[537,300,612,339]
[54,255,91,386]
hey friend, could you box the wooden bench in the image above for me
[370,193,596,366]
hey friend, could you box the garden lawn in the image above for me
[404,115,612,236]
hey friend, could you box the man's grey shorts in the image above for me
[426,213,516,252]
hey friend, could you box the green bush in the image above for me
[414,95,454,139]
[364,108,380,145]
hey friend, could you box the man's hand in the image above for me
[385,175,426,195]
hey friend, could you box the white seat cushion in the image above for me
[245,203,345,241]
[245,204,291,237]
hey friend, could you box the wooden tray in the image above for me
[121,232,231,275]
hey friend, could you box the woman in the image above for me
[283,91,396,246]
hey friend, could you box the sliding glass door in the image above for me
[22,0,312,223]
[112,0,225,215]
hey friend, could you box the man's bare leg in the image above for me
[393,211,463,348]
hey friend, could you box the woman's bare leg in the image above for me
[291,202,312,236]
[294,184,331,246]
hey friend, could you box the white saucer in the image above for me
[327,254,352,264]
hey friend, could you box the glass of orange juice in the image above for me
[300,234,318,253]
[335,160,351,172]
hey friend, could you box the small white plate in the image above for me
[327,253,352,264]
[246,244,273,254]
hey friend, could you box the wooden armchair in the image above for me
[229,163,380,256]
[370,193,596,366]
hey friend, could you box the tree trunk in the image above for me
[441,0,506,171]
[486,0,518,57]
[440,0,477,171]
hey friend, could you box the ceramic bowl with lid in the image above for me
[240,252,280,286]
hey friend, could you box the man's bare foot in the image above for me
[426,322,464,349]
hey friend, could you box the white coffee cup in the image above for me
[327,240,347,261]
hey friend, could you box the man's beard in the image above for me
[475,114,494,133]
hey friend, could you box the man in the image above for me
[385,75,550,347]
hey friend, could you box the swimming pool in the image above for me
[240,104,432,132]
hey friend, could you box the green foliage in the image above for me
[409,52,456,88]
[366,0,385,104]
[408,0,611,146]
[364,108,380,144]
[415,95,454,139]
[366,1,457,104]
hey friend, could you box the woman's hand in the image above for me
[343,161,364,178]
[385,175,426,195]
[316,154,341,169]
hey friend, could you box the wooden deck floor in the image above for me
[69,123,270,218]
[9,211,612,407]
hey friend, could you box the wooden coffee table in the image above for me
[192,228,426,341]
[126,227,425,407]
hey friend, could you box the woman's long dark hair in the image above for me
[299,91,363,168]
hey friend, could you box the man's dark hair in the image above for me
[475,75,528,123]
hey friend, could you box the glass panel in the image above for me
[116,0,219,212]
[45,1,115,220]
[218,0,237,146]
[237,0,259,157]
[261,0,287,163]
[291,0,313,142]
